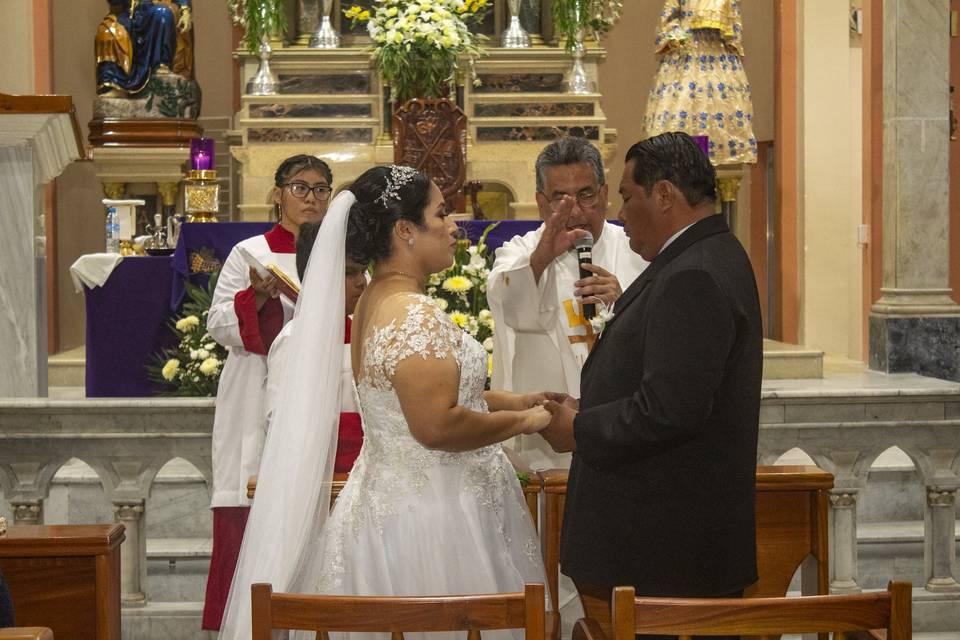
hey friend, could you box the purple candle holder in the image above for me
[190,138,215,171]
[691,135,710,158]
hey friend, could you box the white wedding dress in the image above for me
[304,294,548,628]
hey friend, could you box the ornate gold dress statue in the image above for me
[642,0,757,165]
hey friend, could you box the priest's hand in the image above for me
[249,267,280,310]
[530,195,588,283]
[541,397,578,453]
[575,263,622,309]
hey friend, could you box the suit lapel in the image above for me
[593,215,729,335]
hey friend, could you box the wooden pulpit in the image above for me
[0,93,84,397]
[0,524,124,640]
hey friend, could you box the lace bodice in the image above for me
[353,294,499,484]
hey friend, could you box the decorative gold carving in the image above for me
[103,182,126,200]
[927,487,957,507]
[184,169,220,222]
[0,515,6,535]
[717,175,742,203]
[829,492,858,508]
[156,181,179,206]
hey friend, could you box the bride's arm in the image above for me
[394,358,549,452]
[483,390,545,413]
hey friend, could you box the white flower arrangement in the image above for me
[427,224,499,380]
[149,273,228,396]
[345,0,489,103]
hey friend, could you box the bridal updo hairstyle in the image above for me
[346,165,432,265]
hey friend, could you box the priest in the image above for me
[487,136,647,469]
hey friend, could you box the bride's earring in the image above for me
[408,237,415,247]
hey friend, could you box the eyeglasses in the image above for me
[545,189,602,209]
[284,182,332,201]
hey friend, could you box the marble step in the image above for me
[122,601,213,640]
[47,345,85,388]
[762,339,824,379]
[48,338,826,390]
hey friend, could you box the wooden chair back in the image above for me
[608,581,911,640]
[0,628,54,640]
[251,582,546,640]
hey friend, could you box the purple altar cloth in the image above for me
[85,220,547,397]
[83,256,177,397]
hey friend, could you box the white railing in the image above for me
[1,377,959,605]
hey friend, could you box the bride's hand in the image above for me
[519,392,547,410]
[519,406,551,434]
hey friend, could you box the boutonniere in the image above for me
[589,301,615,334]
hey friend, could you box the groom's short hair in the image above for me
[626,132,717,208]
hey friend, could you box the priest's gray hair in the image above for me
[535,136,605,194]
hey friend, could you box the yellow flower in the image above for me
[199,357,221,377]
[359,10,370,20]
[345,5,361,18]
[442,275,473,294]
[175,315,200,332]
[487,353,493,377]
[449,311,468,328]
[161,358,180,381]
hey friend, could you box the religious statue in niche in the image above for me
[642,0,757,166]
[94,0,200,119]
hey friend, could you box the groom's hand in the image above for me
[541,397,577,453]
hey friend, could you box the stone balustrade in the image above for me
[1,372,959,607]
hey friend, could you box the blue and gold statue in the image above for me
[95,0,195,102]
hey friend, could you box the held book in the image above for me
[237,246,300,304]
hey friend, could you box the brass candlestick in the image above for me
[183,169,219,223]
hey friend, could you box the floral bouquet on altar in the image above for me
[426,223,498,377]
[344,0,489,103]
[147,272,228,396]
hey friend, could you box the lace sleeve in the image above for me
[362,294,464,389]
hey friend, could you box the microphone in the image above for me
[573,231,595,321]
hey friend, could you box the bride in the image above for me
[218,166,552,640]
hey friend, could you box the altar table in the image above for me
[0,524,124,640]
[82,220,542,397]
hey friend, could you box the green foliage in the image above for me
[143,76,198,117]
[147,272,228,397]
[227,0,288,53]
[552,0,623,52]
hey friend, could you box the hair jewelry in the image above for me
[377,165,419,205]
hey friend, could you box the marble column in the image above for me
[0,145,46,397]
[829,490,861,593]
[925,486,960,591]
[114,500,147,605]
[870,0,960,381]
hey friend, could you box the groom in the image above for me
[541,132,763,638]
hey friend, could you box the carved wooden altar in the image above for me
[393,99,468,212]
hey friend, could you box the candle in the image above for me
[190,137,215,171]
[691,135,710,158]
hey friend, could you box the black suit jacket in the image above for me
[560,214,762,597]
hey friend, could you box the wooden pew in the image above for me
[0,525,124,640]
[541,465,833,611]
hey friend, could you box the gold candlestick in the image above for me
[183,169,219,223]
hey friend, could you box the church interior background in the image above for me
[1,0,960,638]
